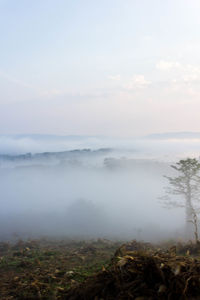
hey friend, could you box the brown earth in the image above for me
[1,239,200,300]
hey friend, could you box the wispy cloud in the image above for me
[155,60,200,98]
[40,89,65,97]
[142,35,153,41]
[156,60,200,84]
[108,74,121,81]
[0,70,34,89]
[156,60,181,71]
[123,75,151,90]
[181,65,200,83]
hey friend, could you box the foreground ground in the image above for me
[0,238,121,299]
[1,238,200,299]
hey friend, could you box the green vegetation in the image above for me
[2,239,200,299]
[0,238,121,299]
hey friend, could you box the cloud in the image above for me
[0,70,34,89]
[40,89,65,97]
[108,74,121,81]
[154,60,200,99]
[142,35,153,41]
[124,75,151,90]
[156,60,200,85]
[156,60,181,71]
[182,65,200,83]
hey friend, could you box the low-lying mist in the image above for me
[1,133,198,242]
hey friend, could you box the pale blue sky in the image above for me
[1,0,200,136]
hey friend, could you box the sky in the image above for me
[1,0,200,137]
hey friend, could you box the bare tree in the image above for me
[161,158,200,243]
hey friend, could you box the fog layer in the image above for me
[1,134,197,241]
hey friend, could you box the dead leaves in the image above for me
[0,239,120,300]
[65,241,200,300]
[3,239,200,299]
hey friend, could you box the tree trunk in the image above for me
[185,198,198,243]
[185,199,194,240]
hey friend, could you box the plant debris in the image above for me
[0,238,121,300]
[65,240,200,300]
[2,239,200,299]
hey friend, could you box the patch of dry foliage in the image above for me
[1,239,200,299]
[0,238,120,300]
[65,241,200,300]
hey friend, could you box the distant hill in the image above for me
[145,132,200,139]
[0,134,100,141]
[0,135,110,155]
[0,148,112,162]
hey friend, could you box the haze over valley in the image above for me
[1,132,199,241]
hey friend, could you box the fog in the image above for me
[1,134,199,242]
